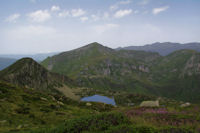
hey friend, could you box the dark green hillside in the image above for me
[0,58,74,91]
[41,42,200,103]
[41,42,161,94]
[151,50,200,102]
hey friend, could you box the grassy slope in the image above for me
[1,81,200,133]
[42,45,200,103]
[41,43,160,95]
[0,81,114,132]
[150,50,200,102]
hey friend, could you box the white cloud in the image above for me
[119,0,132,5]
[103,12,109,19]
[110,5,118,11]
[51,5,60,12]
[91,14,100,21]
[2,25,60,54]
[27,10,51,22]
[5,13,20,23]
[114,9,132,18]
[93,23,119,34]
[30,0,36,3]
[152,6,169,15]
[139,0,149,5]
[71,9,86,17]
[134,10,139,14]
[110,0,132,11]
[58,10,70,18]
[7,25,56,38]
[80,17,88,22]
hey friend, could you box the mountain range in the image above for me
[0,57,17,70]
[1,42,200,103]
[117,42,200,56]
[0,52,59,62]
[1,42,200,132]
[41,42,200,103]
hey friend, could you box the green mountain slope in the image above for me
[42,42,161,94]
[41,42,200,103]
[150,49,200,102]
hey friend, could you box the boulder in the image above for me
[86,102,92,106]
[140,100,159,107]
[40,97,48,101]
[180,102,191,107]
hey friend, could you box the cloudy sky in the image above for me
[0,0,200,54]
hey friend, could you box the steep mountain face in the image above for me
[118,42,200,56]
[0,58,73,91]
[41,42,161,94]
[42,42,200,103]
[0,57,17,70]
[150,50,200,102]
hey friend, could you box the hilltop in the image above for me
[0,57,82,101]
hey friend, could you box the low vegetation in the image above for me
[1,81,200,132]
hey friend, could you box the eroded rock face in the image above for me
[47,64,53,70]
[103,68,111,75]
[182,54,200,76]
[139,65,149,73]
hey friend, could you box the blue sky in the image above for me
[0,0,200,54]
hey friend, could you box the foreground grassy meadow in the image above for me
[1,81,200,133]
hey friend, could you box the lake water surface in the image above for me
[81,95,116,105]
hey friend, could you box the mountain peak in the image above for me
[89,42,102,46]
[83,42,105,49]
[0,57,39,75]
[72,42,114,54]
[0,57,73,90]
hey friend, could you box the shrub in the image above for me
[23,112,129,133]
[105,125,158,133]
[63,112,129,132]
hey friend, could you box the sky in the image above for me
[0,0,200,54]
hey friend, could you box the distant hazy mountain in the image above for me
[0,52,59,62]
[117,42,200,56]
[0,57,17,70]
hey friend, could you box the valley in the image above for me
[1,42,200,132]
